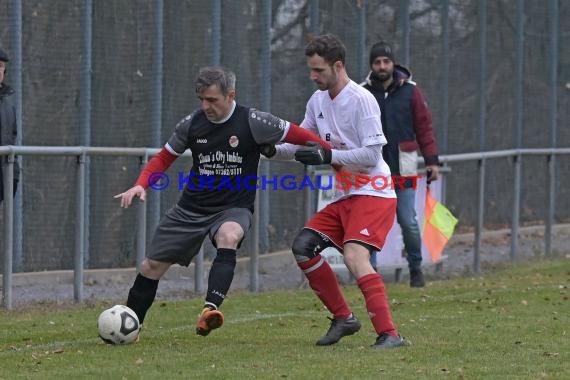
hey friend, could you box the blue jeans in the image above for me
[396,187,422,271]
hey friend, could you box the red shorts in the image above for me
[305,195,396,252]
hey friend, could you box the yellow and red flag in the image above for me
[422,187,458,263]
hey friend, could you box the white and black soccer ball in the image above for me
[97,305,140,345]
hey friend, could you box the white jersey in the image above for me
[302,80,396,202]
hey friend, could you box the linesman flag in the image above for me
[422,187,458,263]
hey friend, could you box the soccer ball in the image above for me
[97,305,140,345]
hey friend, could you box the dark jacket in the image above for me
[0,82,20,201]
[362,65,439,188]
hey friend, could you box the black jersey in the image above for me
[166,103,286,214]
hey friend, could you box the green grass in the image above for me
[1,258,568,379]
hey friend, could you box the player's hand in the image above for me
[426,165,440,183]
[294,141,332,165]
[259,144,277,158]
[114,185,146,209]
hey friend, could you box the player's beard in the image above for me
[371,70,391,83]
[316,70,338,91]
[314,78,329,91]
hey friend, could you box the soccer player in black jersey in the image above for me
[114,66,333,338]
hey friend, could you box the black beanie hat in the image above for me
[0,48,9,62]
[369,41,395,66]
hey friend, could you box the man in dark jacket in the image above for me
[362,41,440,287]
[0,48,20,202]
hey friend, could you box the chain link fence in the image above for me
[0,0,569,272]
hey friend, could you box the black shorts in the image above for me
[147,205,253,266]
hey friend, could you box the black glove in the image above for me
[259,144,277,158]
[426,168,433,185]
[294,141,332,165]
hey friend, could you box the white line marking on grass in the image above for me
[230,311,321,323]
[3,311,322,353]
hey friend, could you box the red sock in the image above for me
[298,255,351,319]
[357,273,398,336]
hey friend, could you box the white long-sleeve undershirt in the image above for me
[273,144,382,167]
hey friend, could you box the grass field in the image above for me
[1,258,568,379]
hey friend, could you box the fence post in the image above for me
[300,165,314,284]
[399,0,410,67]
[10,0,24,273]
[440,0,450,156]
[357,0,366,80]
[545,0,558,256]
[80,0,93,269]
[211,0,222,66]
[194,246,204,294]
[309,0,319,33]
[2,153,15,310]
[74,152,86,302]
[149,0,164,256]
[510,153,521,260]
[545,154,555,255]
[250,166,261,293]
[473,158,486,273]
[303,166,314,224]
[478,0,487,151]
[136,153,148,271]
[511,0,524,262]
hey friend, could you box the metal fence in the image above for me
[0,1,569,297]
[2,146,570,309]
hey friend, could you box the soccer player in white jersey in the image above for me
[271,34,408,349]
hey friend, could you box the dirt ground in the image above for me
[3,224,570,308]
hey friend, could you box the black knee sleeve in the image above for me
[291,229,330,263]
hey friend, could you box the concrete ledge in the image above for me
[1,250,297,288]
[2,223,569,289]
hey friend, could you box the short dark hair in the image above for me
[304,34,346,65]
[195,66,236,96]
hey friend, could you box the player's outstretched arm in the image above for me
[248,109,332,149]
[247,109,342,170]
[114,185,146,209]
[114,147,178,209]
